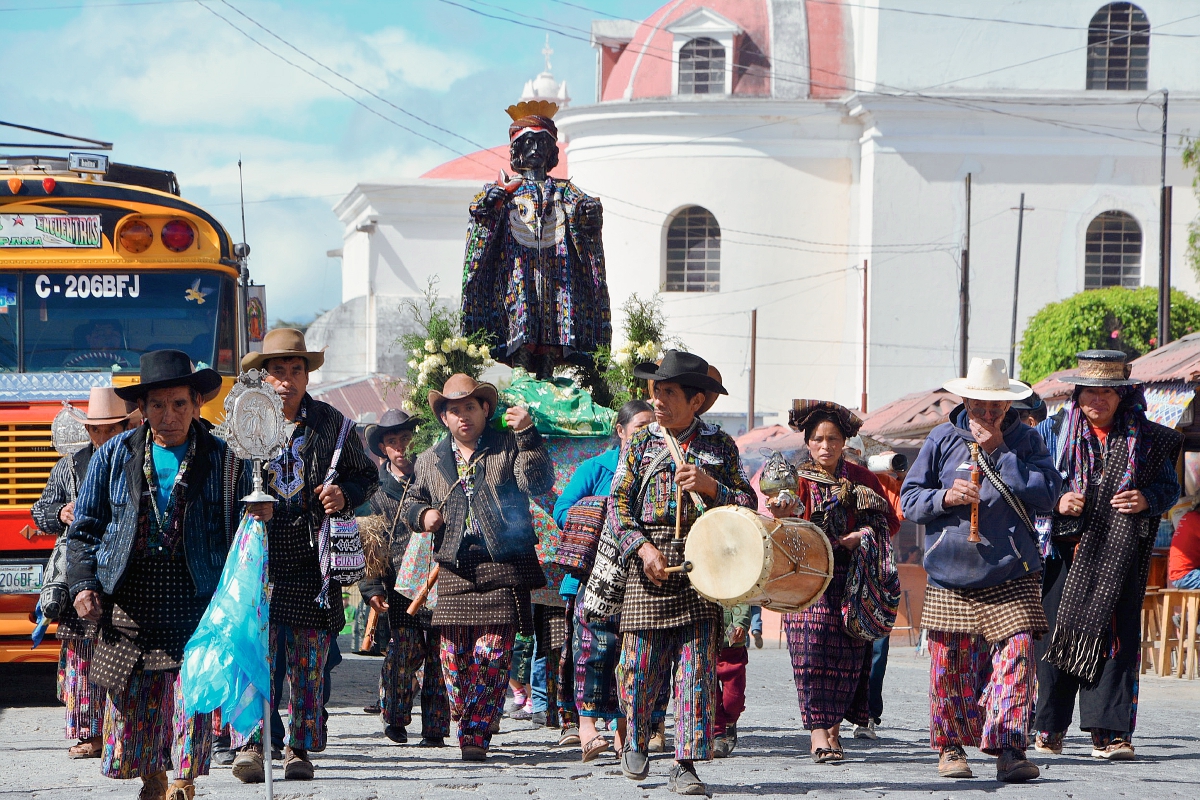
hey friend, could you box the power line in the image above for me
[0,0,190,10]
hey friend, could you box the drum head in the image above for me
[684,507,768,603]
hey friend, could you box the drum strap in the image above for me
[661,429,707,513]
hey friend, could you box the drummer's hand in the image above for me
[246,502,273,523]
[368,595,389,613]
[317,484,346,514]
[766,493,799,518]
[422,509,444,532]
[638,542,669,587]
[730,625,746,645]
[837,531,865,551]
[676,464,718,499]
[74,590,102,622]
[944,478,980,507]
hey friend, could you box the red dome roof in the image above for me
[420,142,569,181]
[599,0,847,102]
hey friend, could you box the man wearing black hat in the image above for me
[1033,351,1181,761]
[358,409,451,747]
[66,350,273,800]
[609,351,755,795]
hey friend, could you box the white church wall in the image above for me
[869,1,1200,93]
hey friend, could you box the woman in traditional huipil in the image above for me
[768,401,897,764]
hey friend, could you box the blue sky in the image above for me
[2,0,662,323]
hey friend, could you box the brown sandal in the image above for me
[580,735,611,763]
[68,737,102,759]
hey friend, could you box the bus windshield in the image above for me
[0,271,235,373]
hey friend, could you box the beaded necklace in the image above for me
[142,426,198,553]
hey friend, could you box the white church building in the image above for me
[310,0,1200,429]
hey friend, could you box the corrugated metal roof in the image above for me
[861,388,960,446]
[309,374,406,424]
[1131,332,1200,384]
[1031,367,1079,410]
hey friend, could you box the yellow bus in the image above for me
[0,151,262,662]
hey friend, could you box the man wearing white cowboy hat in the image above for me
[1032,350,1181,762]
[229,328,378,783]
[32,388,139,760]
[901,357,1061,783]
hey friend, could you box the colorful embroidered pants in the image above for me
[102,668,211,780]
[928,630,1035,755]
[715,645,748,736]
[232,625,332,752]
[59,639,104,740]
[618,619,719,761]
[380,624,451,738]
[439,624,516,749]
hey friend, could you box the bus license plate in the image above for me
[0,564,43,594]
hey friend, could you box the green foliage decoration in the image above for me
[599,293,683,409]
[396,280,496,452]
[1184,136,1200,284]
[1018,286,1200,384]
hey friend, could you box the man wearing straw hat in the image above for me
[1032,351,1181,761]
[66,351,273,800]
[901,357,1061,783]
[400,373,553,761]
[611,351,755,795]
[33,388,139,760]
[230,328,377,783]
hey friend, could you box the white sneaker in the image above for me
[854,720,879,740]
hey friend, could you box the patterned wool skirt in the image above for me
[783,557,871,730]
[58,639,105,740]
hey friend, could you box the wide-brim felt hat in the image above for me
[943,357,1032,402]
[428,374,499,419]
[114,349,222,402]
[241,328,325,372]
[790,399,864,438]
[634,350,727,415]
[1057,349,1141,387]
[367,408,420,457]
[67,387,139,425]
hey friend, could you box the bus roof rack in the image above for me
[0,155,180,196]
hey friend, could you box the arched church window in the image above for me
[1086,3,1150,90]
[1084,211,1142,289]
[679,37,725,95]
[665,207,720,292]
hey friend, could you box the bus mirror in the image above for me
[233,242,251,259]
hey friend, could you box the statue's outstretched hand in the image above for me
[484,186,509,209]
[577,197,603,232]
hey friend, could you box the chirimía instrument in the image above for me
[968,443,982,543]
[404,475,469,616]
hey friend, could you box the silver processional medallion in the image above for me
[214,369,288,503]
[52,402,91,457]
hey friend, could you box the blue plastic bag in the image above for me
[181,514,270,735]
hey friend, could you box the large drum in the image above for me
[683,506,833,614]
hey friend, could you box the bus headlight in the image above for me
[118,220,153,254]
[161,219,195,252]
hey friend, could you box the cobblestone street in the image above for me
[3,640,1198,799]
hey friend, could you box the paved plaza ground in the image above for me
[3,638,1198,799]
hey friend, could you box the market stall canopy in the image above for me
[1129,332,1200,429]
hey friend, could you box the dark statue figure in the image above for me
[462,100,611,383]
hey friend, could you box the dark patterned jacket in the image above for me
[32,446,94,535]
[402,425,554,566]
[66,422,238,599]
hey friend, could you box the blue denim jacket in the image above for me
[67,423,235,599]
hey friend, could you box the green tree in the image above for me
[1184,136,1200,282]
[1018,286,1200,384]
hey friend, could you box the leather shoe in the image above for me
[282,747,314,780]
[620,745,650,781]
[996,748,1039,783]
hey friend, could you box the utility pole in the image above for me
[960,174,971,377]
[747,309,757,434]
[861,259,869,413]
[1158,88,1172,349]
[1009,193,1027,371]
